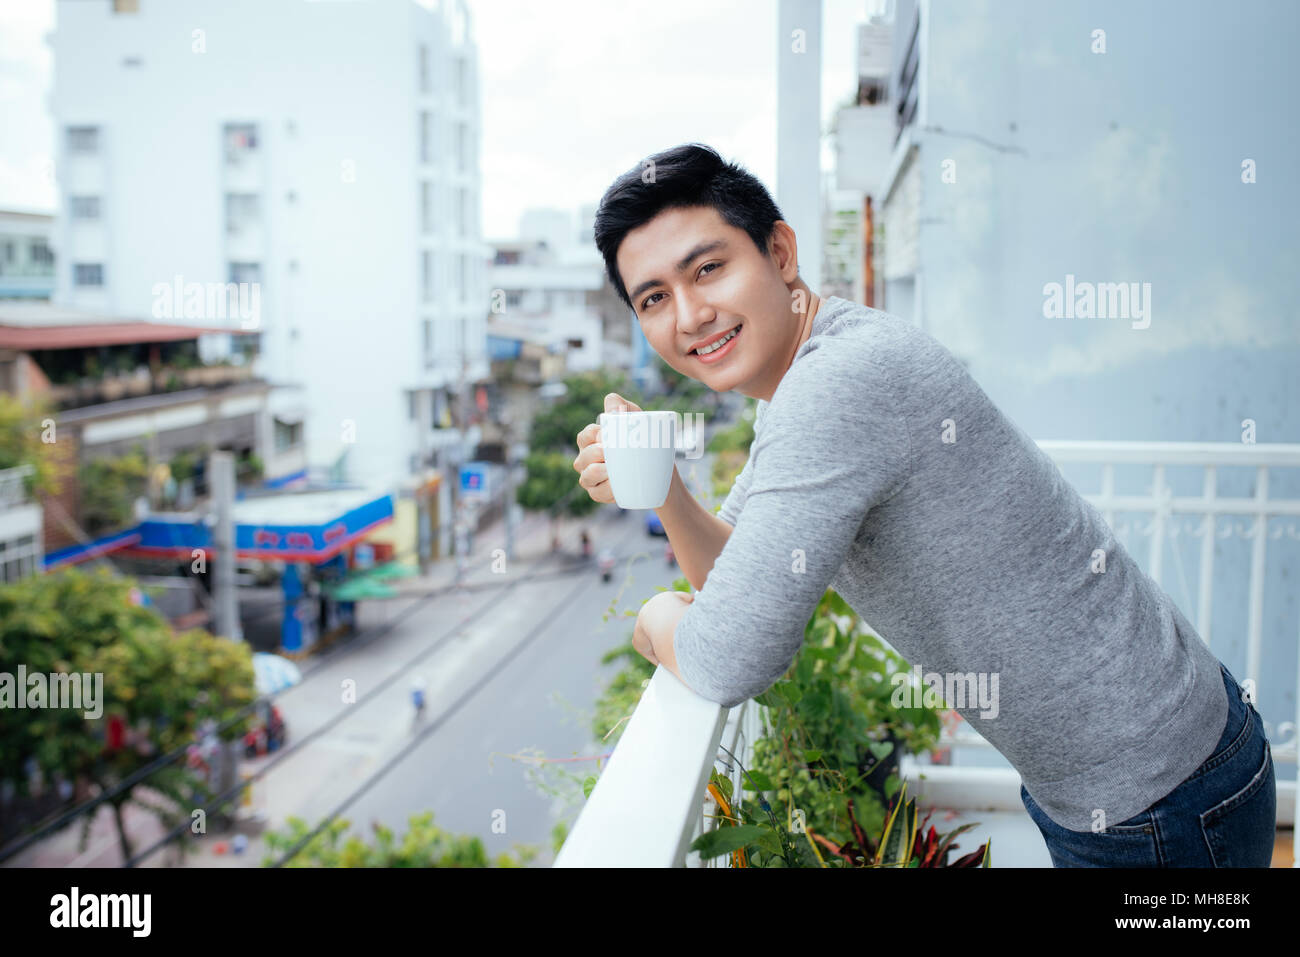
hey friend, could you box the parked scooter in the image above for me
[597,548,616,583]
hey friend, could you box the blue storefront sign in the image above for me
[459,462,493,499]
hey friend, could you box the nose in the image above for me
[675,288,717,345]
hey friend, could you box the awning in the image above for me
[43,486,395,569]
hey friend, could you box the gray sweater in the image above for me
[672,295,1228,832]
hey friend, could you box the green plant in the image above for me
[587,577,945,864]
[810,781,991,867]
[0,392,62,496]
[749,588,943,849]
[591,640,655,746]
[692,771,990,868]
[78,447,149,534]
[109,350,137,375]
[261,812,538,867]
[168,450,197,483]
[236,451,263,479]
[705,409,755,456]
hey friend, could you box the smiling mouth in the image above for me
[690,324,741,355]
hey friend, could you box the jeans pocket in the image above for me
[1199,738,1276,867]
[1021,784,1160,866]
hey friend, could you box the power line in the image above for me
[270,547,597,867]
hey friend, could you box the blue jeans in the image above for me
[1020,662,1276,867]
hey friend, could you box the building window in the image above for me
[273,418,303,453]
[419,44,430,93]
[1,241,13,264]
[69,196,101,220]
[461,188,474,236]
[28,239,53,268]
[505,289,522,308]
[113,0,140,12]
[0,534,40,584]
[421,181,433,234]
[421,251,433,301]
[228,262,261,285]
[419,111,433,165]
[66,126,99,155]
[73,263,103,287]
[423,319,433,367]
[455,56,468,107]
[226,193,260,234]
[224,123,259,164]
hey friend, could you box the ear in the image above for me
[767,221,799,282]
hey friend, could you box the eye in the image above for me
[699,261,721,277]
[640,291,665,310]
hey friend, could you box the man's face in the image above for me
[616,205,795,397]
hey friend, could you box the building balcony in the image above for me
[0,464,35,509]
[45,362,257,411]
[556,440,1300,867]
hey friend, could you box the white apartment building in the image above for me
[48,0,489,489]
[488,207,636,374]
[0,210,56,300]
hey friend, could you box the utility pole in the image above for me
[501,412,515,562]
[416,389,433,575]
[454,352,474,560]
[210,450,242,641]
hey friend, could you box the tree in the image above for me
[0,392,63,497]
[78,447,149,535]
[0,566,256,861]
[518,370,645,543]
[262,811,539,867]
[525,369,643,454]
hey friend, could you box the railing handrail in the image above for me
[1036,439,1300,467]
[553,666,728,868]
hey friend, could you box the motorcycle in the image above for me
[597,548,616,583]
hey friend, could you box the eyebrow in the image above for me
[628,238,729,304]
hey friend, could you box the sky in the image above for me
[0,0,883,236]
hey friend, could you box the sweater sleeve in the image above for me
[673,343,913,708]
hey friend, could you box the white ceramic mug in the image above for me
[597,410,677,509]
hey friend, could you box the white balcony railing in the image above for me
[939,442,1300,767]
[556,441,1300,867]
[554,667,765,867]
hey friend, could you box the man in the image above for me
[575,142,1275,867]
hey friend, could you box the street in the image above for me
[5,454,724,868]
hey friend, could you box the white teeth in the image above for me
[697,328,737,355]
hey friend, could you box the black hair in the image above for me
[593,142,787,312]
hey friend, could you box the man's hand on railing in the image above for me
[633,589,694,674]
